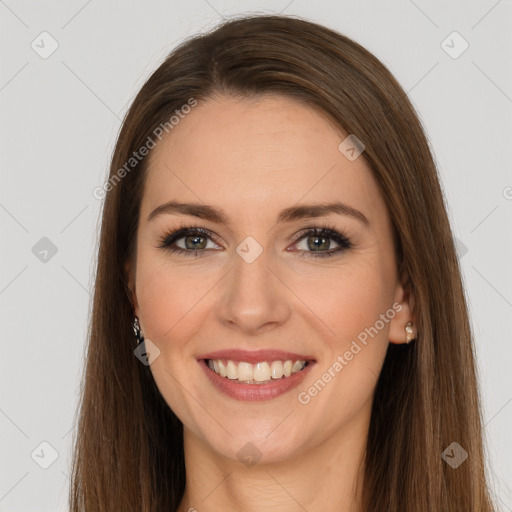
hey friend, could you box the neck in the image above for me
[177,411,369,512]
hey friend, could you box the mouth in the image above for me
[203,358,312,384]
[196,349,317,402]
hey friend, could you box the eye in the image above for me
[290,223,352,258]
[157,221,352,258]
[157,226,221,257]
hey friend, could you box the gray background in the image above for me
[1,1,511,510]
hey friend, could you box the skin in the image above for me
[126,94,416,512]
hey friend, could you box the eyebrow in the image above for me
[147,200,369,226]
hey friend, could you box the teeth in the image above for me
[292,360,303,373]
[270,360,284,379]
[254,362,271,382]
[238,362,253,381]
[218,360,227,377]
[206,358,309,383]
[226,360,238,380]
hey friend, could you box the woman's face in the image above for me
[127,94,413,464]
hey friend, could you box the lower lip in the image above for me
[198,359,316,402]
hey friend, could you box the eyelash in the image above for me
[157,220,353,259]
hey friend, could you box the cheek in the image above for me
[135,252,206,351]
[292,259,393,351]
[292,260,392,405]
[293,265,392,433]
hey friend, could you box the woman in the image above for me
[69,14,498,512]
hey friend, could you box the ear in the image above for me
[124,260,139,315]
[388,265,417,345]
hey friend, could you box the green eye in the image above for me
[158,223,352,258]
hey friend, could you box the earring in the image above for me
[133,316,144,347]
[405,321,414,344]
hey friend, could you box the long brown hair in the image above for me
[69,14,498,511]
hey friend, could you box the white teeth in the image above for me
[292,360,303,373]
[206,358,308,383]
[254,362,271,382]
[226,360,238,380]
[218,360,227,377]
[238,362,253,381]
[270,360,284,379]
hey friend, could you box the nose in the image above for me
[217,247,291,335]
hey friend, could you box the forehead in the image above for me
[141,94,386,225]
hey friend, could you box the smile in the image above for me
[198,357,316,402]
[206,358,309,384]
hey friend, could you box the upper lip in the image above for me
[197,349,316,364]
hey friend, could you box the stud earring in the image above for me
[405,321,415,344]
[133,316,144,347]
